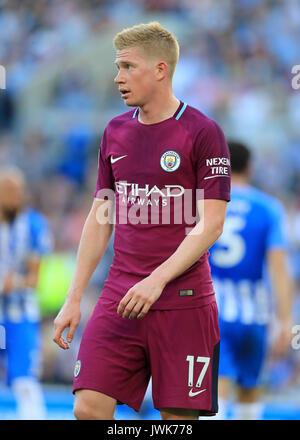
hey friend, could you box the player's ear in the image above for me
[155,61,168,81]
[244,164,252,181]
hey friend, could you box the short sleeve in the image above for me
[29,212,53,256]
[266,200,288,250]
[195,120,231,202]
[93,129,114,199]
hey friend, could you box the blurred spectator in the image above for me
[0,167,53,419]
[58,124,93,186]
[0,90,15,132]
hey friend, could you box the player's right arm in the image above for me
[53,198,114,350]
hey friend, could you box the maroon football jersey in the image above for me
[94,101,231,309]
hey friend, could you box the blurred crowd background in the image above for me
[1,0,300,418]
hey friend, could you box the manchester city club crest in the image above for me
[160,150,181,172]
[74,360,81,378]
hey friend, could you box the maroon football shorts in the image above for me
[73,296,220,416]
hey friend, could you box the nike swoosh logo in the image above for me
[111,155,127,164]
[189,388,206,397]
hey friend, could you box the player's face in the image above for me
[114,47,158,107]
[0,178,25,221]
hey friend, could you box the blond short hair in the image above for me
[113,21,180,79]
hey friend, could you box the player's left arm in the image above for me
[266,200,294,358]
[267,249,294,358]
[13,212,53,291]
[268,249,294,322]
[118,198,227,319]
[24,255,42,288]
[7,255,42,291]
[2,254,43,293]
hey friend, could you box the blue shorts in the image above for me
[0,318,41,385]
[219,319,268,389]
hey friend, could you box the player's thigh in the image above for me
[160,407,199,420]
[73,297,150,412]
[149,302,220,416]
[218,377,233,400]
[73,389,117,420]
[236,386,261,403]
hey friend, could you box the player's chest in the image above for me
[107,125,195,185]
[0,217,30,263]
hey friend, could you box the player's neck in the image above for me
[231,174,249,187]
[137,91,180,125]
[0,206,22,223]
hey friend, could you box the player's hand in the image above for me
[117,275,165,319]
[271,318,292,358]
[1,272,15,295]
[53,299,81,350]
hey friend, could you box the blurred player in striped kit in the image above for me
[209,141,294,420]
[0,167,53,419]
